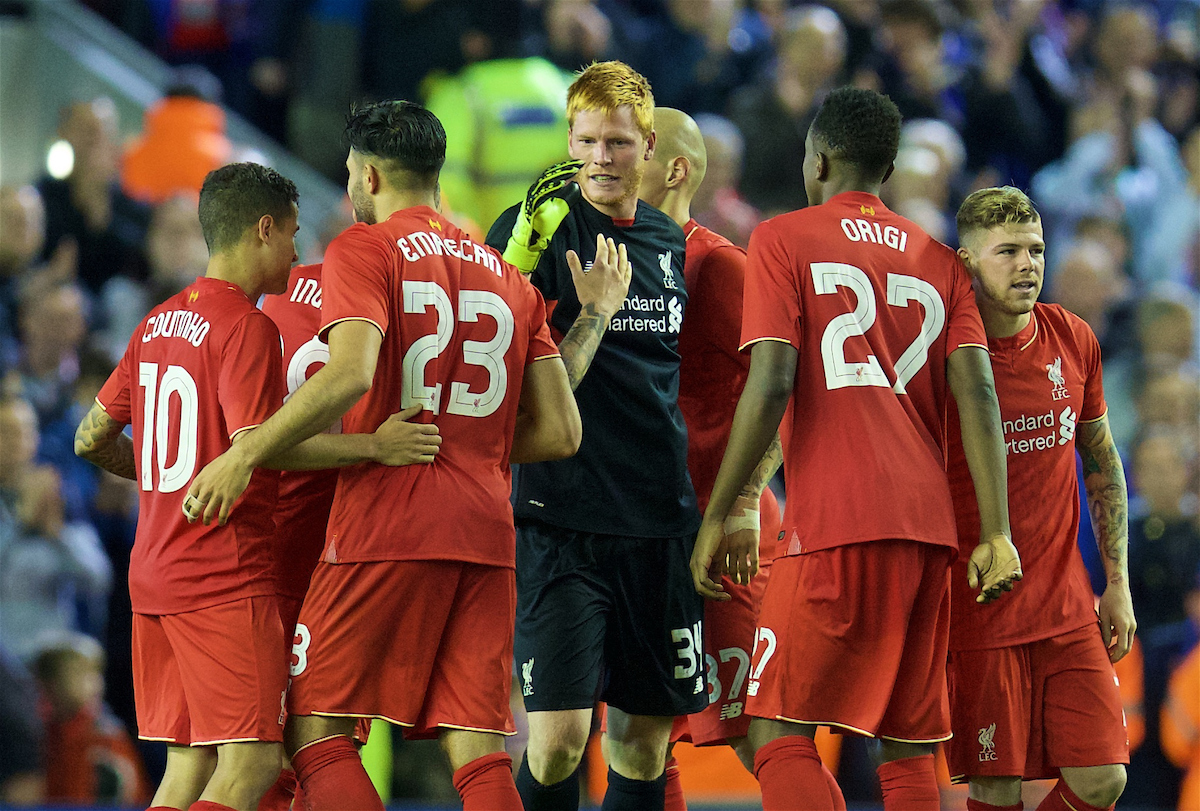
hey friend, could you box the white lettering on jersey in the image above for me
[396,231,503,276]
[840,218,908,252]
[142,310,211,347]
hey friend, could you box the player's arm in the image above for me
[510,357,582,464]
[73,403,136,480]
[719,433,784,582]
[188,320,383,525]
[691,340,795,599]
[263,406,441,470]
[1077,413,1135,662]
[559,233,633,390]
[947,345,1021,604]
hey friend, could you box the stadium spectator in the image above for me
[0,642,45,807]
[946,186,1132,811]
[187,103,583,811]
[1129,431,1200,636]
[692,87,1018,811]
[121,84,233,206]
[0,397,111,663]
[17,284,89,430]
[37,99,149,297]
[690,114,761,249]
[31,633,150,806]
[487,61,705,811]
[728,4,848,215]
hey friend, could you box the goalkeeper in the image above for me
[487,61,703,811]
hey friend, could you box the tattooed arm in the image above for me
[74,402,137,480]
[1078,413,1136,663]
[561,233,633,390]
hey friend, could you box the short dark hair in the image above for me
[810,87,902,181]
[198,163,298,254]
[344,100,446,181]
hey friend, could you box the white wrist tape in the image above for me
[724,509,760,534]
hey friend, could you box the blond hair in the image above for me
[567,61,655,138]
[956,186,1041,248]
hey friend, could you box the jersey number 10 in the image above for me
[138,362,198,493]
[813,262,946,394]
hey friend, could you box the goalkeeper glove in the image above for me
[503,159,583,274]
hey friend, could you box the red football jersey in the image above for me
[260,264,338,600]
[97,277,283,614]
[678,220,750,512]
[947,303,1106,650]
[319,206,560,567]
[740,191,987,554]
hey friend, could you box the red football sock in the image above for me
[823,763,846,811]
[877,755,940,811]
[967,798,1023,811]
[291,736,383,811]
[753,736,837,811]
[1036,779,1114,811]
[452,752,521,811]
[188,802,237,811]
[664,756,686,811]
[257,768,298,811]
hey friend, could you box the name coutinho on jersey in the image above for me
[142,310,211,347]
[396,230,503,276]
[839,218,908,252]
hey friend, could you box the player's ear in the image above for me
[814,151,830,182]
[667,156,689,189]
[880,161,895,185]
[256,214,274,245]
[644,130,656,161]
[363,162,383,195]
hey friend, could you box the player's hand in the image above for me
[721,494,761,586]
[568,233,632,319]
[503,159,583,274]
[372,406,442,466]
[185,445,254,527]
[1098,581,1137,663]
[967,532,1023,604]
[691,517,731,601]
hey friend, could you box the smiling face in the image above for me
[569,105,655,219]
[960,219,1046,336]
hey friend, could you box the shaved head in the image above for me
[652,107,707,189]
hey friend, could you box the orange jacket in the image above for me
[1161,645,1200,811]
[122,96,232,205]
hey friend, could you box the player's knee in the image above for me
[527,735,588,785]
[1067,764,1126,807]
[605,731,669,781]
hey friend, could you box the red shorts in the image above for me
[673,487,783,746]
[747,540,952,742]
[132,596,287,745]
[287,560,517,739]
[946,623,1130,781]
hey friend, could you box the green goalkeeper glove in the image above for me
[503,159,584,274]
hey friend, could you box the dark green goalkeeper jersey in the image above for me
[488,197,700,537]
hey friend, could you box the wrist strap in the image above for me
[724,509,760,534]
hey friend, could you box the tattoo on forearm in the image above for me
[741,433,783,499]
[1080,427,1129,582]
[76,409,137,480]
[560,303,610,391]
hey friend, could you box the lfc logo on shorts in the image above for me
[978,722,999,762]
[521,657,535,697]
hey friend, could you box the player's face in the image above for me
[569,105,655,218]
[964,220,1046,320]
[346,151,376,225]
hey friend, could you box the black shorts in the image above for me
[514,518,707,716]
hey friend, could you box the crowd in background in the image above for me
[0,0,1197,807]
